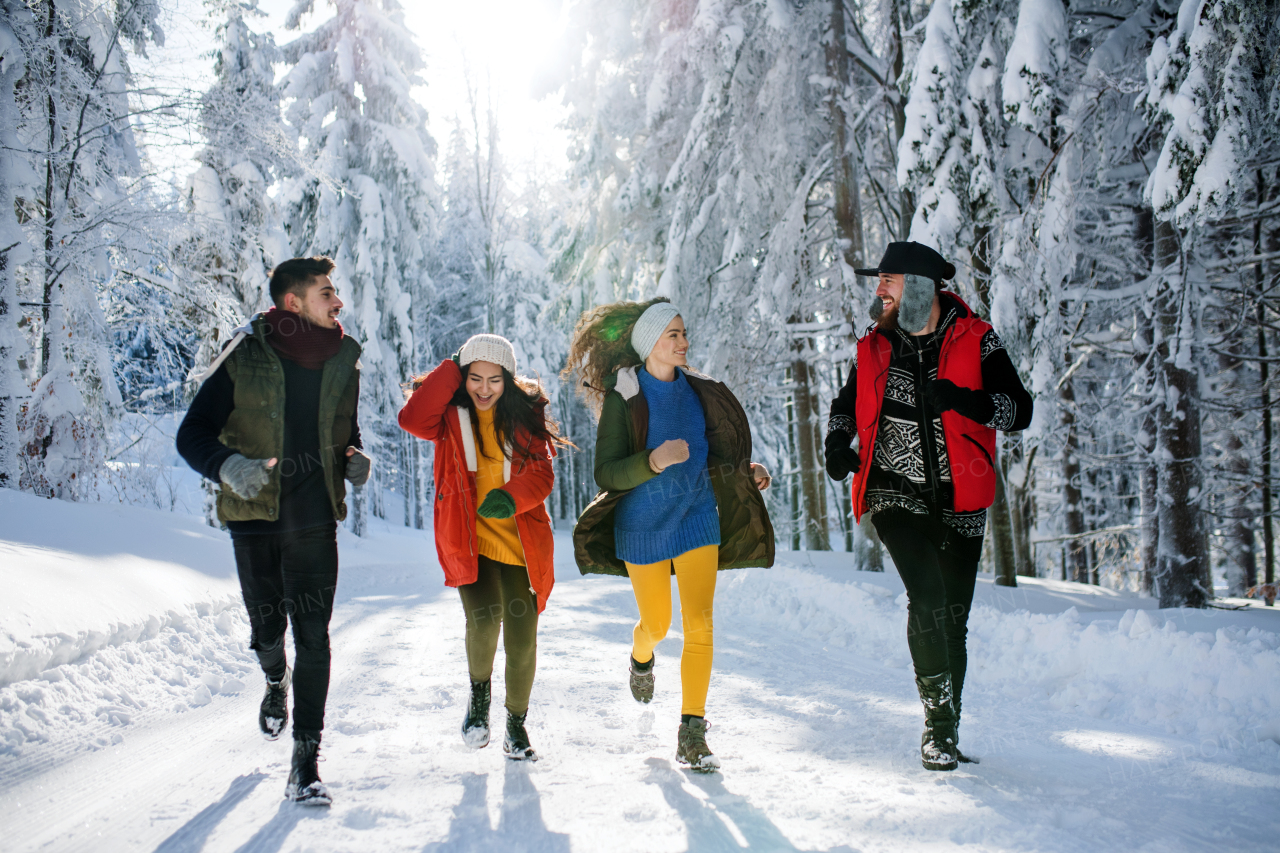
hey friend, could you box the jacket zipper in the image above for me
[452,434,474,557]
[914,335,943,517]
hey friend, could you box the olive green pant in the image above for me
[457,555,539,715]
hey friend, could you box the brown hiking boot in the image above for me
[676,717,720,772]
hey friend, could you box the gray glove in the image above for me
[219,453,275,500]
[344,447,371,486]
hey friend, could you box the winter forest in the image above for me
[3,0,1278,605]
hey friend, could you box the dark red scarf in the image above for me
[262,307,344,370]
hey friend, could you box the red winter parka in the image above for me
[398,359,556,613]
[852,293,997,519]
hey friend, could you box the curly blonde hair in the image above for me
[561,297,673,416]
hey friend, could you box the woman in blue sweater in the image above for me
[565,299,775,771]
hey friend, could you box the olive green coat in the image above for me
[216,316,361,524]
[573,365,775,576]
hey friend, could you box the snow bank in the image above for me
[717,554,1280,748]
[0,490,241,688]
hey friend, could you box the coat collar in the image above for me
[455,406,512,482]
[614,365,715,401]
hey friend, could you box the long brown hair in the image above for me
[408,366,573,459]
[560,297,671,416]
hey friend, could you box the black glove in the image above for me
[925,379,995,424]
[451,347,463,366]
[824,430,861,481]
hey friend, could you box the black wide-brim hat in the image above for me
[855,241,957,282]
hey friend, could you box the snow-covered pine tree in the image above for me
[278,0,439,534]
[897,0,968,265]
[175,0,294,366]
[1138,0,1270,606]
[11,0,165,499]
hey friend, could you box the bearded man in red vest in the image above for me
[825,241,1032,771]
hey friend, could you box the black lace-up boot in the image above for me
[503,710,538,761]
[258,666,291,741]
[461,679,491,749]
[285,735,331,805]
[916,671,959,771]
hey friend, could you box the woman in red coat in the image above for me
[399,334,569,760]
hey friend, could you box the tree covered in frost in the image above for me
[278,0,438,533]
[4,0,167,499]
[173,0,295,370]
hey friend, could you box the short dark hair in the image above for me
[269,256,335,306]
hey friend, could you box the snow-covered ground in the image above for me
[2,490,1279,852]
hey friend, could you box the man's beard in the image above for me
[875,302,900,331]
[298,306,337,329]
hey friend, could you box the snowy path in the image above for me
[3,511,1280,851]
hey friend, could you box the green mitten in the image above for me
[477,489,516,519]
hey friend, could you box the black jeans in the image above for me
[232,522,339,740]
[872,510,979,708]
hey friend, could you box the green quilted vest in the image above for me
[216,316,362,524]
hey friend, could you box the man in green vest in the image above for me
[177,256,370,806]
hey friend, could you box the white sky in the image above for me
[140,0,573,192]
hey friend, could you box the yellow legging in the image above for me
[625,544,719,717]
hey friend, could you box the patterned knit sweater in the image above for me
[614,368,721,564]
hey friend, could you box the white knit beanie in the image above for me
[458,333,517,375]
[630,302,682,360]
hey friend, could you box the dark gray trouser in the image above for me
[458,555,539,715]
[233,522,338,740]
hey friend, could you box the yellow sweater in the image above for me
[475,408,526,566]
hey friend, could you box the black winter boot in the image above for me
[629,654,655,704]
[258,666,291,741]
[285,735,331,805]
[676,716,720,772]
[503,710,538,761]
[461,679,492,749]
[916,671,959,771]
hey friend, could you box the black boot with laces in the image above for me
[503,709,538,761]
[916,671,959,771]
[258,666,291,741]
[285,734,331,806]
[461,679,491,749]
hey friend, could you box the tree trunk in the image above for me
[827,0,864,270]
[1153,220,1207,607]
[1256,169,1275,586]
[1134,209,1159,594]
[1219,347,1257,595]
[886,0,913,235]
[351,483,367,537]
[1007,443,1035,576]
[991,443,1017,587]
[790,346,830,550]
[1060,374,1089,583]
[785,375,801,550]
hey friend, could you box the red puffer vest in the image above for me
[851,292,997,520]
[398,359,557,613]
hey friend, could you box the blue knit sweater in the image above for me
[614,368,721,564]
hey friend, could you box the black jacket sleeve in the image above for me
[176,364,238,482]
[827,355,858,445]
[979,330,1033,431]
